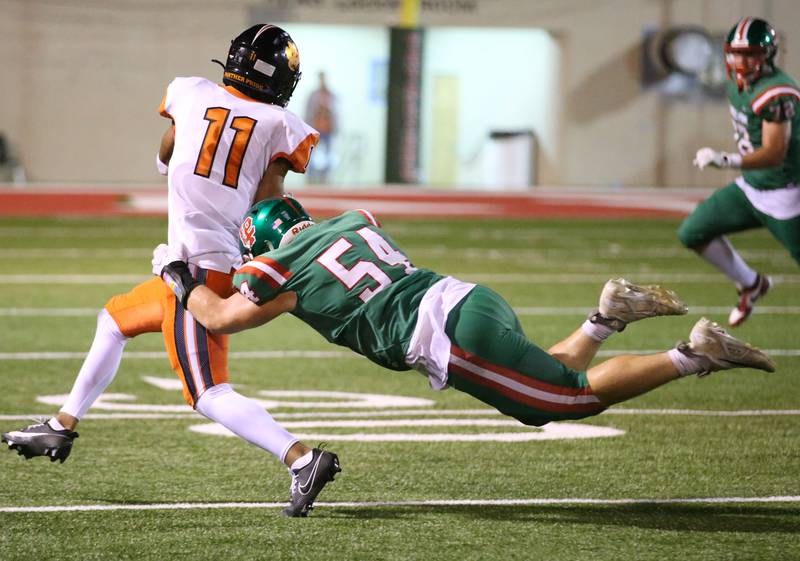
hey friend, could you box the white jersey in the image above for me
[159,76,318,272]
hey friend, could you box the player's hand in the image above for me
[156,153,169,175]
[151,243,186,276]
[693,147,742,170]
[160,260,200,308]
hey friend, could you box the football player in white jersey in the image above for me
[3,24,340,518]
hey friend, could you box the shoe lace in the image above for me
[288,468,299,497]
[24,417,50,430]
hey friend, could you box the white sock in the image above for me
[700,237,758,287]
[290,451,314,472]
[667,348,702,377]
[60,309,128,419]
[195,384,298,462]
[580,319,615,342]
[47,417,67,431]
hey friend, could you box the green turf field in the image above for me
[0,215,797,561]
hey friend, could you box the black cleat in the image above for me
[283,448,341,518]
[2,420,78,463]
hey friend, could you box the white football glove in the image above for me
[156,153,169,175]
[693,147,742,170]
[151,243,186,276]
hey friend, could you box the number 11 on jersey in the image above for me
[194,107,257,189]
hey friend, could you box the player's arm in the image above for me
[157,258,297,334]
[741,119,791,169]
[186,285,297,334]
[695,96,794,171]
[253,158,291,202]
[156,124,175,174]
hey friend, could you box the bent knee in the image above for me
[677,220,709,250]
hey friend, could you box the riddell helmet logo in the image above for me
[285,41,300,71]
[239,217,256,249]
[291,221,313,235]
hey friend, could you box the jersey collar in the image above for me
[219,84,264,104]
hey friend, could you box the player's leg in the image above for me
[678,182,762,278]
[2,278,165,462]
[725,211,800,326]
[588,317,775,406]
[762,212,800,265]
[60,278,168,424]
[442,288,774,426]
[678,182,769,326]
[444,286,605,426]
[166,267,339,516]
[586,353,677,405]
[549,279,687,371]
[163,268,299,460]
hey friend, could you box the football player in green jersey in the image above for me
[155,196,775,433]
[680,16,800,327]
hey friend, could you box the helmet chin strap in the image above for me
[211,59,226,70]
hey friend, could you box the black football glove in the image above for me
[160,261,200,308]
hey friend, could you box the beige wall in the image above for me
[1,0,798,187]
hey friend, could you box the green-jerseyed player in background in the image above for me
[154,196,774,453]
[682,16,800,327]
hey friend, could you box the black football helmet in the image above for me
[218,24,301,107]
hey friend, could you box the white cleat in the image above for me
[677,317,776,376]
[595,278,688,330]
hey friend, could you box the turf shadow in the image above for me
[327,503,800,533]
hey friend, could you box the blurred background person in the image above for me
[305,71,339,183]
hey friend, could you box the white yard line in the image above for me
[1,495,798,513]
[458,273,800,284]
[0,249,151,259]
[594,349,800,357]
[3,305,800,318]
[0,350,358,360]
[0,274,148,284]
[1,349,799,361]
[0,246,790,261]
[513,306,800,315]
[0,308,100,317]
[2,273,800,285]
[2,408,799,422]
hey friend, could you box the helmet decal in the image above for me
[238,196,315,260]
[730,17,753,48]
[239,216,256,250]
[252,24,276,43]
[254,59,276,77]
[285,42,300,71]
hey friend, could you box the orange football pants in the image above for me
[104,268,235,407]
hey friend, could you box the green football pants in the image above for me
[444,285,604,427]
[678,182,800,264]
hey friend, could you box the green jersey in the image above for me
[726,67,800,189]
[233,210,442,371]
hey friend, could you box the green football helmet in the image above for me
[724,17,778,90]
[238,196,315,260]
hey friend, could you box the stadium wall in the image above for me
[0,0,797,189]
